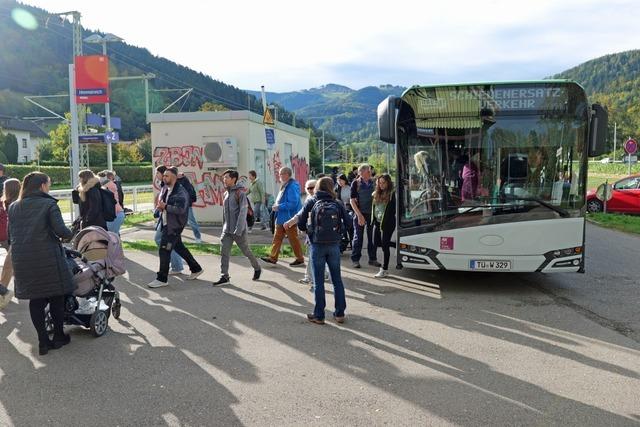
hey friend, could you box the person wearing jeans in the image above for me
[350,164,380,268]
[247,170,267,231]
[177,172,202,243]
[148,167,203,288]
[287,177,349,324]
[187,206,202,242]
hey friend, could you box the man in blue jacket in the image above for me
[261,167,305,266]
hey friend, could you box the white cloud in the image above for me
[20,0,640,91]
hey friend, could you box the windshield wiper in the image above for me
[425,204,490,231]
[503,195,570,218]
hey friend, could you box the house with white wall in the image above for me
[149,110,309,224]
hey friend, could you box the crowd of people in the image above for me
[0,161,397,356]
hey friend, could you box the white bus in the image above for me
[377,81,607,273]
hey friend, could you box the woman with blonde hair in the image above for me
[370,174,396,278]
[9,172,74,355]
[0,178,20,310]
[73,169,107,230]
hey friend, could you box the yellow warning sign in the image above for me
[263,108,274,126]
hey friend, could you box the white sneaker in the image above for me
[147,279,168,288]
[187,270,204,281]
[298,277,310,284]
[0,289,14,310]
[168,270,184,276]
[194,238,203,244]
[374,268,388,278]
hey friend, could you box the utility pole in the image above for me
[322,130,325,174]
[613,122,617,162]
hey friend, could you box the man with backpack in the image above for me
[246,170,267,231]
[350,164,380,269]
[177,172,203,243]
[213,169,261,286]
[286,177,349,324]
[148,166,203,288]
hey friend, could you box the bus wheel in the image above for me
[587,199,603,213]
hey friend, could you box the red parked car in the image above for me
[586,174,640,213]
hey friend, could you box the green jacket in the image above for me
[247,178,265,204]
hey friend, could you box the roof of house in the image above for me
[0,115,49,139]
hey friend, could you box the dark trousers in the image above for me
[351,213,376,263]
[373,220,395,270]
[157,232,202,282]
[311,243,346,319]
[29,295,65,344]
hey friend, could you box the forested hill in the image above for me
[553,49,640,145]
[248,84,406,142]
[0,0,304,140]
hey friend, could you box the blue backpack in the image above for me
[311,199,343,243]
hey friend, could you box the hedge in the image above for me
[4,164,153,186]
[587,162,640,175]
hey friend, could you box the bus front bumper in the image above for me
[398,250,583,273]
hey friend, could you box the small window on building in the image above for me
[22,138,27,149]
[285,143,293,168]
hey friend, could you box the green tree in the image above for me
[49,114,71,162]
[199,102,229,112]
[36,140,54,162]
[308,130,322,174]
[137,135,152,162]
[0,132,19,163]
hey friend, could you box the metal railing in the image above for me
[50,184,155,223]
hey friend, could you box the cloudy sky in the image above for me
[21,0,640,92]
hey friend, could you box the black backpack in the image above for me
[99,188,117,222]
[311,199,342,243]
[235,191,255,227]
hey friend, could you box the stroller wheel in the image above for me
[90,310,109,337]
[112,298,121,320]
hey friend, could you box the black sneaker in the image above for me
[260,256,277,264]
[252,269,262,281]
[289,259,305,267]
[212,276,230,286]
[368,260,382,267]
[307,314,325,325]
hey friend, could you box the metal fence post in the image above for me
[133,187,138,212]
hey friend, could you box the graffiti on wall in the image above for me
[266,151,309,189]
[153,145,309,206]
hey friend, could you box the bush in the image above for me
[588,162,640,175]
[3,164,153,186]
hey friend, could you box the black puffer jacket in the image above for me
[74,177,107,230]
[8,192,74,300]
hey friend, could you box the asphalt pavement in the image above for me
[0,222,639,426]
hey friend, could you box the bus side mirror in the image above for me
[377,96,398,143]
[588,103,608,157]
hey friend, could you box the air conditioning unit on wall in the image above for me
[202,136,238,168]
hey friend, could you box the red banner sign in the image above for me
[75,55,109,104]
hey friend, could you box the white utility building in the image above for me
[149,110,310,224]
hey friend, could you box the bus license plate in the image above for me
[470,260,511,271]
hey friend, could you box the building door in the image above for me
[254,148,268,195]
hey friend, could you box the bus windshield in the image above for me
[397,82,589,231]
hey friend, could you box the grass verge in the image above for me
[587,212,640,235]
[123,212,155,228]
[122,239,295,257]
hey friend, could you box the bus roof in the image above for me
[401,80,585,98]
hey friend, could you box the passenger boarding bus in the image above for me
[377,81,607,273]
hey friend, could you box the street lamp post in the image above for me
[84,33,123,171]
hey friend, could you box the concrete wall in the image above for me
[149,110,309,224]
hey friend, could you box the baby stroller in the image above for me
[45,227,126,338]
